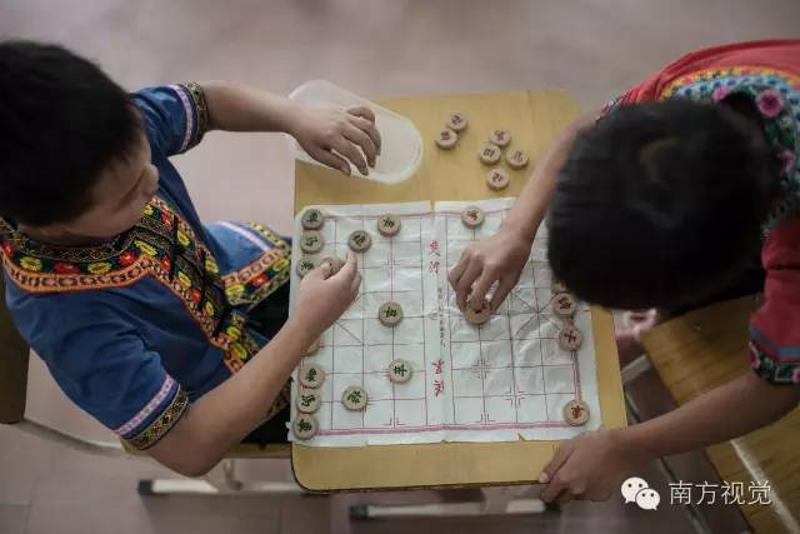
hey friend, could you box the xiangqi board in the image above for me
[289,199,601,446]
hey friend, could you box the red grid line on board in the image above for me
[360,217,367,429]
[320,396,427,404]
[329,217,338,426]
[445,217,457,424]
[310,363,572,378]
[419,218,429,426]
[318,418,573,437]
[390,217,396,428]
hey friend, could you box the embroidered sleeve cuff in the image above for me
[115,375,190,450]
[169,82,209,153]
[749,340,800,385]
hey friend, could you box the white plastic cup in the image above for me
[286,79,423,184]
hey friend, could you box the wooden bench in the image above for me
[640,296,800,533]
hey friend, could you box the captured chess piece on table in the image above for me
[486,168,510,191]
[435,128,458,149]
[479,143,502,165]
[446,112,468,132]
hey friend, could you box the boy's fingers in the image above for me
[541,479,566,503]
[333,139,369,176]
[468,273,496,311]
[347,105,375,123]
[539,443,572,485]
[455,262,482,311]
[350,272,362,293]
[304,261,330,282]
[343,124,377,167]
[448,255,469,288]
[349,115,382,155]
[556,491,575,506]
[309,146,350,175]
[333,252,358,282]
[490,277,517,311]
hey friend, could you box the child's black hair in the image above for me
[547,99,779,310]
[0,41,140,226]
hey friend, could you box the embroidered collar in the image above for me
[0,196,216,277]
[664,67,800,230]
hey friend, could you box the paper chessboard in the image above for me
[288,198,601,447]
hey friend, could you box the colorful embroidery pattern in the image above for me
[222,225,291,308]
[0,196,289,375]
[114,375,180,437]
[659,66,800,99]
[181,82,209,151]
[749,342,800,385]
[125,387,190,450]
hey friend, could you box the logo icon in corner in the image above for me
[621,477,660,511]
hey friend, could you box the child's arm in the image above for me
[539,372,800,503]
[202,81,381,176]
[146,254,361,477]
[448,113,595,312]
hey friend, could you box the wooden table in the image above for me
[641,296,800,533]
[292,90,626,491]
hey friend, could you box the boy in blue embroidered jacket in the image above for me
[0,41,375,475]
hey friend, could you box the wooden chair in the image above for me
[639,296,800,534]
[0,276,300,496]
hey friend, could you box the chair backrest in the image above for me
[0,274,30,424]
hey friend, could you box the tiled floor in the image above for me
[1,1,798,532]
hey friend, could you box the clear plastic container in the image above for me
[287,79,423,184]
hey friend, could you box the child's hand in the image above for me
[291,106,382,176]
[449,227,533,312]
[292,253,362,339]
[538,428,647,504]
